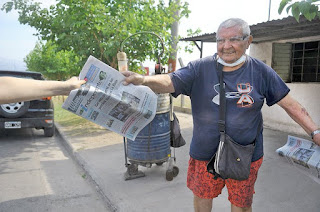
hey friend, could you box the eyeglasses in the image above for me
[216,35,249,45]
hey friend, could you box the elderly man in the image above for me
[0,76,86,104]
[122,18,320,212]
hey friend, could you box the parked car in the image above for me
[0,70,55,137]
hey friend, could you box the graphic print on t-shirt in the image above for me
[212,83,254,108]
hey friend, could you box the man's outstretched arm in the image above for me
[122,71,175,94]
[278,94,320,145]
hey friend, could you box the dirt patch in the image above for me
[57,122,123,151]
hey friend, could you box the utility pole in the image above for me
[168,0,180,73]
[268,0,271,21]
[168,0,183,108]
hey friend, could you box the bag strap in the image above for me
[216,60,225,134]
[216,58,261,142]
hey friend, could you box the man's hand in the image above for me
[121,71,145,86]
[313,133,320,146]
[121,71,174,93]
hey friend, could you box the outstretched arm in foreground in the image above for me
[0,77,86,104]
[278,94,320,145]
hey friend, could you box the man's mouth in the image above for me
[223,52,235,55]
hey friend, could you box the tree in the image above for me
[24,40,81,80]
[2,0,190,73]
[278,0,320,21]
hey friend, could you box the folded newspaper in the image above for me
[62,55,158,140]
[276,135,320,184]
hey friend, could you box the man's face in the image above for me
[216,26,252,64]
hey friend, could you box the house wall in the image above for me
[249,42,273,66]
[261,83,320,136]
[249,42,320,136]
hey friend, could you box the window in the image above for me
[291,41,320,82]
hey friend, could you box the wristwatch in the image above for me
[311,129,320,139]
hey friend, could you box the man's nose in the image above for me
[223,39,233,48]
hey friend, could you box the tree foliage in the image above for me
[24,41,81,80]
[2,0,190,74]
[278,0,320,21]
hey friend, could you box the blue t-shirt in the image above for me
[169,55,290,161]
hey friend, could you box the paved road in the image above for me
[57,112,320,212]
[0,128,108,212]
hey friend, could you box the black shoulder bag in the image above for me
[206,62,257,181]
[170,94,186,148]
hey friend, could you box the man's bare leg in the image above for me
[231,203,252,212]
[194,195,213,212]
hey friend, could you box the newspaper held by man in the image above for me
[276,135,320,183]
[62,55,158,140]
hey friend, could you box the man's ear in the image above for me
[246,35,253,49]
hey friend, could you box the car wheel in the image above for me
[44,127,55,137]
[0,101,30,118]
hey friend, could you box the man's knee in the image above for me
[231,203,252,212]
[194,195,213,212]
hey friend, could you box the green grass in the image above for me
[53,96,106,135]
[53,96,85,126]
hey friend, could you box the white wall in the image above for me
[262,84,320,136]
[249,42,273,66]
[249,42,320,136]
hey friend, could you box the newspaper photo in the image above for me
[62,55,158,140]
[276,135,320,183]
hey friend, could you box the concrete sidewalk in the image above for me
[56,112,320,212]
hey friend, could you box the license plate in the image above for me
[5,121,22,129]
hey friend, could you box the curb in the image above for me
[54,123,118,212]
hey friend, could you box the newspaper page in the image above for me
[276,135,320,183]
[62,55,158,140]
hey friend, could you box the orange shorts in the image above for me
[187,156,263,208]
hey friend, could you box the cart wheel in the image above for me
[173,166,179,177]
[156,162,164,166]
[166,170,174,181]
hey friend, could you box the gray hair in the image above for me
[217,18,251,37]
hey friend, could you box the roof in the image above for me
[180,16,320,43]
[0,70,44,80]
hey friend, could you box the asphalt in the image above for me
[55,111,320,212]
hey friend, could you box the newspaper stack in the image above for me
[62,55,158,140]
[276,135,320,183]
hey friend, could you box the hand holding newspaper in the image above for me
[276,135,320,184]
[62,55,158,140]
